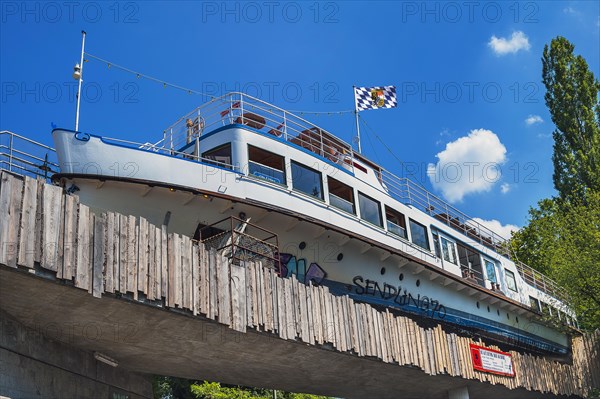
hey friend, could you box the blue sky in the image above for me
[1,1,599,236]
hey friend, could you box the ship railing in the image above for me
[378,168,572,306]
[161,92,356,171]
[0,130,59,181]
[159,94,571,308]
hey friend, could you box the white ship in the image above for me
[52,92,576,356]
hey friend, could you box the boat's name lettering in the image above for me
[352,276,446,319]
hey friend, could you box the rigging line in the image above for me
[359,117,382,165]
[285,109,355,115]
[84,53,218,99]
[358,114,405,168]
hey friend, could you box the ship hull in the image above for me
[52,128,571,356]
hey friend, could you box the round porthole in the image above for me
[337,253,343,261]
[399,273,404,281]
[299,241,306,250]
[416,279,420,287]
[380,267,386,275]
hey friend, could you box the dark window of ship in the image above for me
[358,192,383,227]
[409,219,430,250]
[291,161,323,200]
[202,143,232,169]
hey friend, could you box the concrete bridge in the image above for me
[0,170,599,399]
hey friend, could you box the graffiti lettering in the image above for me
[352,276,447,319]
[279,253,326,285]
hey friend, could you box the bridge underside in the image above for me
[0,266,574,399]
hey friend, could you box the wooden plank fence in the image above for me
[0,171,598,397]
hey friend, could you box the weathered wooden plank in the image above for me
[41,183,62,271]
[217,254,230,325]
[17,176,38,268]
[192,243,199,315]
[160,225,168,299]
[0,172,10,266]
[7,175,23,269]
[118,214,128,293]
[104,212,115,293]
[137,217,149,295]
[249,262,257,327]
[33,177,44,264]
[208,248,217,319]
[200,244,208,315]
[269,269,280,332]
[154,225,162,300]
[147,223,156,300]
[181,235,191,309]
[285,278,295,339]
[276,277,285,339]
[305,283,315,345]
[245,262,254,327]
[264,266,273,332]
[167,233,175,307]
[126,215,137,299]
[75,204,91,290]
[230,263,247,333]
[63,195,79,281]
[92,213,105,298]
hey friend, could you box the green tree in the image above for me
[542,36,600,201]
[190,382,332,399]
[512,36,600,330]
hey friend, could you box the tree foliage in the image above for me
[542,36,600,201]
[512,36,600,330]
[153,378,333,399]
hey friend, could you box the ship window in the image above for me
[291,161,323,199]
[457,242,484,286]
[358,192,382,227]
[484,259,498,284]
[202,143,232,169]
[440,236,457,265]
[385,206,407,239]
[529,296,541,312]
[432,232,441,258]
[540,301,551,316]
[248,145,286,185]
[328,177,354,214]
[505,269,518,292]
[409,219,430,250]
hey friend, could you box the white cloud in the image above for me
[488,31,531,55]
[428,129,507,203]
[500,183,511,194]
[563,7,579,15]
[471,217,519,240]
[525,114,543,125]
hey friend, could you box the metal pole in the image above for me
[353,86,361,153]
[75,30,87,132]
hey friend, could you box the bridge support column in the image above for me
[0,309,152,399]
[448,386,470,399]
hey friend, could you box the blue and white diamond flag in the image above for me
[354,86,397,111]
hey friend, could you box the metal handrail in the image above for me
[0,130,59,180]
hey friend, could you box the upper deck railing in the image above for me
[0,130,59,181]
[159,93,570,305]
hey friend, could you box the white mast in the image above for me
[73,30,87,131]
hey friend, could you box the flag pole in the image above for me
[353,86,362,153]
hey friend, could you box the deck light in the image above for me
[72,64,81,80]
